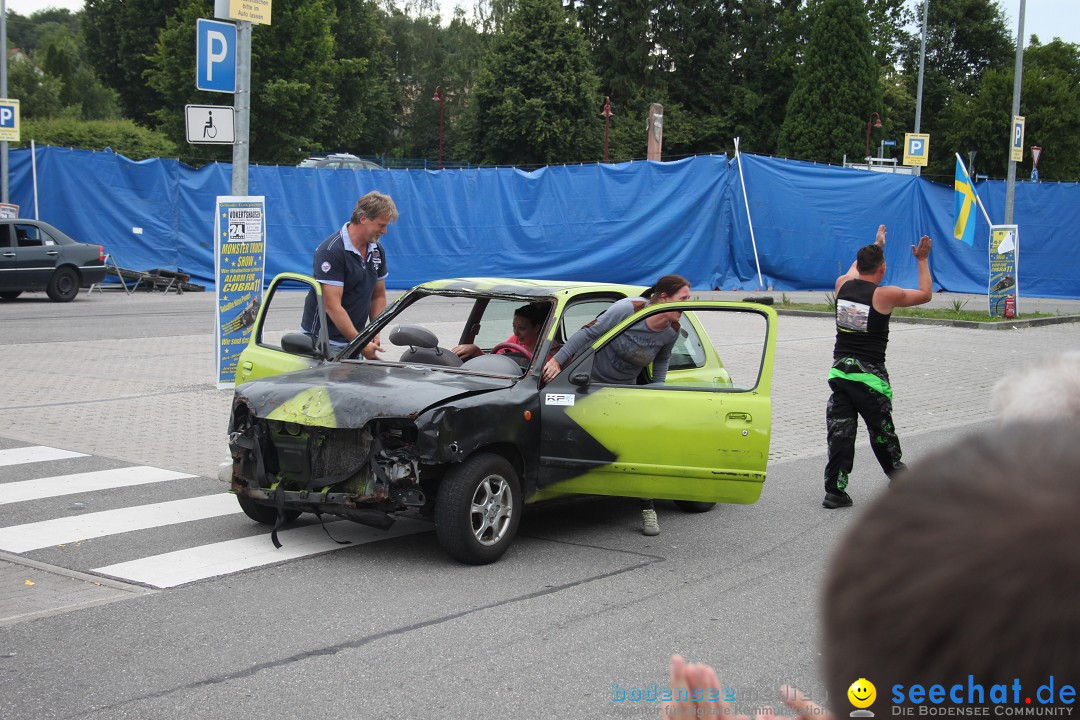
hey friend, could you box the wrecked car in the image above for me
[225,274,777,564]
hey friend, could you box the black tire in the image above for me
[673,500,716,513]
[236,493,301,525]
[0,291,21,300]
[435,453,521,565]
[46,266,80,302]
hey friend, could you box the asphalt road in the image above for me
[0,287,1074,720]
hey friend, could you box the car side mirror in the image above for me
[281,332,319,357]
[570,372,591,387]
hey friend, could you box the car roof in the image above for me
[416,277,647,299]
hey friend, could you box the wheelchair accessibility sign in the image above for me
[0,99,20,142]
[903,133,930,166]
[185,104,235,144]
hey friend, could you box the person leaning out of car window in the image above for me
[541,274,692,537]
[300,191,399,358]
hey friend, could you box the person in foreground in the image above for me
[664,420,1080,718]
[541,274,691,536]
[823,224,932,509]
[300,191,399,358]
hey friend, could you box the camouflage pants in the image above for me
[824,357,905,494]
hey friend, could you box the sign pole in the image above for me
[1004,0,1026,224]
[231,21,251,196]
[1,0,8,205]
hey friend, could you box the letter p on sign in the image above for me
[196,18,236,94]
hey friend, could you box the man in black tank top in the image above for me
[823,225,933,508]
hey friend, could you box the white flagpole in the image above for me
[955,152,993,227]
[734,138,764,289]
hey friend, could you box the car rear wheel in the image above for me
[0,291,21,300]
[236,493,301,525]
[435,453,521,565]
[673,500,716,513]
[46,267,80,302]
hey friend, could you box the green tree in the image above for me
[777,0,882,163]
[323,0,397,156]
[896,0,1012,177]
[463,0,602,165]
[83,0,180,125]
[945,39,1080,182]
[8,58,64,119]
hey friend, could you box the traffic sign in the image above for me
[882,139,897,147]
[197,19,237,93]
[903,133,930,166]
[186,105,235,144]
[1010,116,1025,162]
[0,99,20,142]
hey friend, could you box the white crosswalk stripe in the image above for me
[0,446,88,466]
[0,467,195,505]
[0,493,241,553]
[0,444,433,587]
[94,517,432,588]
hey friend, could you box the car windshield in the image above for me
[341,291,556,375]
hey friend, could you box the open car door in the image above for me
[233,273,330,385]
[537,301,777,504]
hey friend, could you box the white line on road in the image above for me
[0,446,88,467]
[94,517,433,588]
[0,467,195,505]
[0,493,240,553]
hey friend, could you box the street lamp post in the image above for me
[865,112,882,163]
[432,86,444,170]
[600,96,613,163]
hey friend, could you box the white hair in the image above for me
[991,351,1080,422]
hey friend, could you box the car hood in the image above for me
[234,362,517,428]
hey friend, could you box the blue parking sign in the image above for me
[0,99,20,141]
[197,19,236,94]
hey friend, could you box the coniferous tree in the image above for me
[463,0,602,165]
[777,0,882,164]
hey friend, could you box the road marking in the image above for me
[0,493,239,553]
[0,446,88,467]
[94,517,433,588]
[0,467,195,505]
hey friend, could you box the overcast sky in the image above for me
[3,0,1077,48]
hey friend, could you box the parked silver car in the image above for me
[0,219,107,302]
[297,153,383,170]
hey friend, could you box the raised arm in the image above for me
[874,235,933,312]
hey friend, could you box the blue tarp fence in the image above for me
[10,146,1079,298]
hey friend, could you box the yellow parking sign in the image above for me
[903,133,930,166]
[0,99,20,142]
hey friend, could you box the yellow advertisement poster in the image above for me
[988,225,1018,318]
[229,0,271,25]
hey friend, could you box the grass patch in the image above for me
[777,301,1056,323]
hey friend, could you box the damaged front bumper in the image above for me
[227,399,434,529]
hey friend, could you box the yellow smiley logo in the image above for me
[847,678,877,709]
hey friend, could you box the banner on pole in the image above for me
[215,196,266,388]
[988,225,1018,318]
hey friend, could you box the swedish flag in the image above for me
[953,158,976,246]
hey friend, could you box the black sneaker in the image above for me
[822,491,853,509]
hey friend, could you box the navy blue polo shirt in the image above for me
[301,224,389,344]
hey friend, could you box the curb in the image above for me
[774,309,1080,330]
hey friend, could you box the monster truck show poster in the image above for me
[988,224,1019,318]
[215,196,267,388]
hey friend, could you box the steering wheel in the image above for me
[491,341,534,361]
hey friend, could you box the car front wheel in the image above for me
[435,453,521,564]
[46,267,80,302]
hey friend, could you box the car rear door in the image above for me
[0,224,15,291]
[537,301,777,505]
[234,273,329,385]
[13,223,60,287]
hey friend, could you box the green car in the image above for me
[225,275,777,564]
